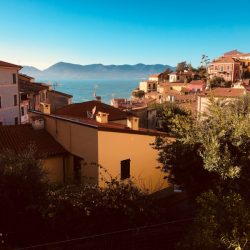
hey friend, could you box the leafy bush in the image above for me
[45,179,158,239]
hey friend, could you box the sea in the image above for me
[38,79,140,104]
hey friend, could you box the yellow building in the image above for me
[29,100,169,192]
[139,80,157,93]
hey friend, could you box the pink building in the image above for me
[186,80,206,92]
[208,51,241,83]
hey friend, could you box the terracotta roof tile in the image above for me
[189,80,205,85]
[0,60,22,69]
[31,110,166,137]
[211,57,239,64]
[54,100,128,121]
[199,88,245,97]
[0,124,67,158]
[19,81,49,94]
[49,90,73,98]
[224,50,243,56]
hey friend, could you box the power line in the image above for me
[14,217,193,250]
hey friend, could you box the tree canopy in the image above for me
[155,96,250,249]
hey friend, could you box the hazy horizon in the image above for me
[1,0,249,70]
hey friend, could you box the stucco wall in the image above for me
[29,112,169,191]
[0,68,19,125]
[139,81,148,93]
[43,116,99,184]
[43,156,65,183]
[98,130,168,192]
[47,91,72,112]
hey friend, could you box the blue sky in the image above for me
[0,0,249,69]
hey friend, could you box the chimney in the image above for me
[96,96,101,102]
[40,103,51,114]
[32,117,45,130]
[127,116,139,130]
[96,112,109,123]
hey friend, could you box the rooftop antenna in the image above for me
[50,82,63,111]
[93,84,98,99]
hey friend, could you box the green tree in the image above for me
[150,102,190,135]
[155,96,250,249]
[0,146,48,246]
[176,61,188,72]
[162,67,172,80]
[179,191,250,250]
[45,178,158,239]
[132,89,145,98]
[156,96,250,192]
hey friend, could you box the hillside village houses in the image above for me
[0,59,169,193]
[1,50,250,192]
[124,50,250,121]
[28,101,168,192]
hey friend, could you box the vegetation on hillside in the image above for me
[155,96,250,249]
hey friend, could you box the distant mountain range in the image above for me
[20,62,175,80]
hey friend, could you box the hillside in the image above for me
[21,62,174,80]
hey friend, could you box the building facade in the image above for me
[29,101,169,192]
[0,60,22,125]
[208,57,241,83]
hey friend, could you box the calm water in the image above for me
[38,79,140,104]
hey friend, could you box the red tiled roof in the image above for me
[0,124,67,158]
[212,57,239,64]
[18,73,34,80]
[240,53,250,57]
[149,73,161,77]
[167,82,187,87]
[19,81,48,94]
[54,100,128,121]
[224,50,243,56]
[0,60,22,69]
[189,80,205,85]
[199,88,245,97]
[31,110,166,137]
[174,94,197,101]
[181,87,191,92]
[49,90,73,98]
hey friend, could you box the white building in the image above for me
[0,60,22,125]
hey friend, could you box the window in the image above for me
[121,159,130,180]
[13,74,16,84]
[14,95,17,106]
[227,65,230,71]
[215,66,218,70]
[14,117,18,125]
[21,107,24,116]
[220,66,224,71]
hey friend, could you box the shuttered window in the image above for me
[13,74,16,84]
[121,159,130,180]
[14,95,17,106]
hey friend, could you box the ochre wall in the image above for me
[29,113,169,191]
[98,130,168,192]
[43,156,65,183]
[43,116,99,184]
